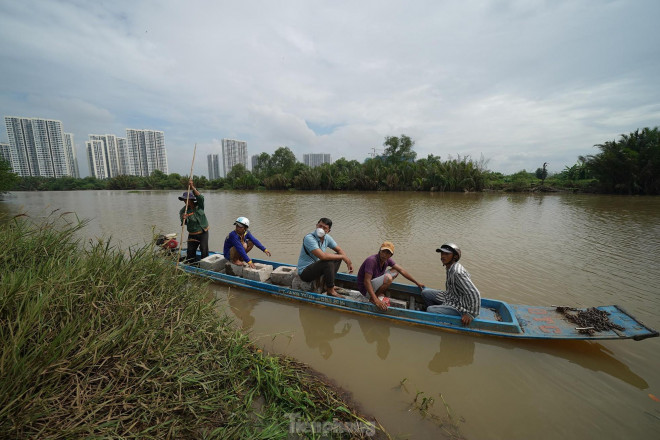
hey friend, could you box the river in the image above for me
[2,190,659,439]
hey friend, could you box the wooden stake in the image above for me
[176,143,197,269]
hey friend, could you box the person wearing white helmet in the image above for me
[297,217,354,298]
[421,243,481,326]
[223,216,271,268]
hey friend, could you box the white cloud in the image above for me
[1,0,659,176]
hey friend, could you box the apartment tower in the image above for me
[208,154,220,180]
[303,153,332,168]
[4,116,70,177]
[221,139,247,177]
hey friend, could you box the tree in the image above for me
[535,162,548,185]
[252,152,271,180]
[383,134,417,164]
[269,147,298,177]
[226,163,249,181]
[0,159,18,193]
[584,127,660,194]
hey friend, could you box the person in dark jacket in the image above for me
[179,179,209,263]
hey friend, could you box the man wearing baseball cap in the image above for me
[356,241,425,311]
[421,243,481,325]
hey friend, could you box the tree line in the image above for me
[2,128,659,195]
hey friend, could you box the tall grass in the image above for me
[0,212,381,439]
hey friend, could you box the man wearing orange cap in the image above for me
[356,241,425,311]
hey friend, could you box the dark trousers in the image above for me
[186,230,209,263]
[300,260,341,288]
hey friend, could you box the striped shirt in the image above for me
[442,262,481,317]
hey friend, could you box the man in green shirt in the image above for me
[179,179,210,263]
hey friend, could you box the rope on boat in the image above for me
[555,306,625,335]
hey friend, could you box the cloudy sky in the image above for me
[1,0,659,177]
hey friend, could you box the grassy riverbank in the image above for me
[0,213,382,439]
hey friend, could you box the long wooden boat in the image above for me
[178,254,659,341]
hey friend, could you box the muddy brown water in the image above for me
[3,190,659,439]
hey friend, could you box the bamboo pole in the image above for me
[176,143,197,269]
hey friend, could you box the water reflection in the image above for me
[494,339,649,390]
[298,306,351,359]
[357,319,391,360]
[427,335,475,374]
[227,291,261,330]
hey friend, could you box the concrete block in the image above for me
[292,274,321,293]
[243,263,274,282]
[271,266,297,287]
[388,297,408,309]
[339,288,369,303]
[226,263,244,277]
[199,254,227,272]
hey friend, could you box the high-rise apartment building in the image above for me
[86,139,108,179]
[221,139,247,177]
[126,129,168,177]
[86,135,135,178]
[303,153,332,168]
[0,143,11,165]
[207,154,220,180]
[115,137,132,175]
[250,154,259,171]
[63,133,80,178]
[4,116,70,177]
[89,135,122,178]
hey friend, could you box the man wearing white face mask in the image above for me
[297,217,354,298]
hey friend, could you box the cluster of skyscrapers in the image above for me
[2,116,79,178]
[2,116,334,181]
[1,116,168,179]
[86,130,167,179]
[207,140,332,179]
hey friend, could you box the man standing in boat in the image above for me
[356,241,426,311]
[297,218,354,298]
[179,179,209,263]
[422,243,481,325]
[223,216,271,269]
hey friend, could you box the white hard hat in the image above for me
[234,217,250,228]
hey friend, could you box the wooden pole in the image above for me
[176,143,197,268]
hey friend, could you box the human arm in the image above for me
[450,267,481,326]
[247,232,271,257]
[326,244,353,273]
[307,241,352,271]
[189,179,199,196]
[363,272,388,311]
[188,179,204,209]
[391,263,425,289]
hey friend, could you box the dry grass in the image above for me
[0,212,382,439]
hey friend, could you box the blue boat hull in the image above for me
[178,255,659,341]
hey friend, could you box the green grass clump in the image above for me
[0,212,381,439]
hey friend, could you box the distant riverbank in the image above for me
[0,214,384,439]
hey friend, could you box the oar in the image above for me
[176,143,197,269]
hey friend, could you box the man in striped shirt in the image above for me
[421,243,481,326]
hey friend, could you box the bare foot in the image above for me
[326,288,345,298]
